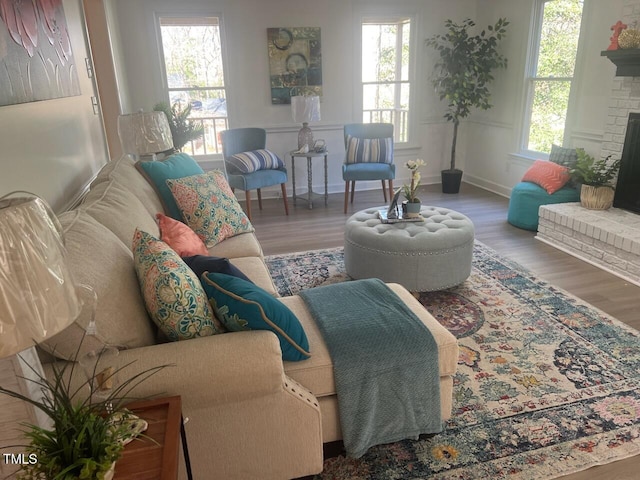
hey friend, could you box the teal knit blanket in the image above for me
[299,278,442,458]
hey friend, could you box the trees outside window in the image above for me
[158,17,229,156]
[523,0,584,155]
[361,17,412,143]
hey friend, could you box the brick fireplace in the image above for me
[601,1,640,162]
[537,204,640,285]
[534,0,640,286]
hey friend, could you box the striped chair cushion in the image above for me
[345,136,393,164]
[227,149,285,173]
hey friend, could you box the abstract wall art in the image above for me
[267,27,322,105]
[0,0,81,106]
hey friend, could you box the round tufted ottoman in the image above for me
[344,206,475,291]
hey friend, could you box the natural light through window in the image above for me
[361,17,411,143]
[523,0,584,154]
[159,17,228,156]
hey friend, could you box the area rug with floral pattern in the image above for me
[265,243,640,479]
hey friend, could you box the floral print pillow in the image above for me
[166,170,254,248]
[132,229,222,341]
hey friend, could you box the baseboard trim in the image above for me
[463,174,511,198]
[535,235,640,287]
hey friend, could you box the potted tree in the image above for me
[570,148,621,210]
[426,18,509,193]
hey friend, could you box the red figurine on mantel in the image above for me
[608,20,628,50]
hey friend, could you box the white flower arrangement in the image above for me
[401,159,426,203]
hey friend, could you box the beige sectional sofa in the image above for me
[43,155,458,480]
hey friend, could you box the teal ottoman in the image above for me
[507,182,580,231]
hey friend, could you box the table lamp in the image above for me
[291,95,321,151]
[117,110,174,160]
[0,194,82,426]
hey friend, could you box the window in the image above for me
[158,17,228,156]
[522,0,584,155]
[361,17,412,143]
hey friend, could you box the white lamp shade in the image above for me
[291,96,321,124]
[0,196,81,357]
[118,110,174,156]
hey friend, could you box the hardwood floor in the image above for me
[250,182,640,480]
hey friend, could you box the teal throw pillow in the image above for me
[136,153,204,220]
[201,272,311,362]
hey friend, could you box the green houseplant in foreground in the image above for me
[570,148,621,210]
[0,344,167,480]
[153,101,204,152]
[426,17,509,194]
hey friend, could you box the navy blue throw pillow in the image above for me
[182,255,253,283]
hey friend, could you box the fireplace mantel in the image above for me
[601,49,640,76]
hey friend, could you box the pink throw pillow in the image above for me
[521,160,570,194]
[156,213,209,256]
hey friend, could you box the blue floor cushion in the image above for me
[507,182,580,231]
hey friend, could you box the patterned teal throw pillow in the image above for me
[132,229,222,341]
[166,170,254,248]
[201,272,311,362]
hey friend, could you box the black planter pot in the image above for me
[441,169,463,194]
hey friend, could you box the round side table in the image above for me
[290,150,329,209]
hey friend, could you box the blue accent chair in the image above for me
[507,182,580,231]
[342,123,395,213]
[221,128,289,221]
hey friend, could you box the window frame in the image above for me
[520,0,584,158]
[356,12,417,146]
[155,13,231,159]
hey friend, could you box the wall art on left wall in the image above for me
[0,0,81,106]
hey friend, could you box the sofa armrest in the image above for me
[114,330,286,406]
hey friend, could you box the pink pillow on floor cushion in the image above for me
[166,170,254,248]
[156,213,209,257]
[521,160,571,194]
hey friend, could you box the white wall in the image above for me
[3,0,620,209]
[464,0,622,196]
[0,0,109,212]
[106,0,477,197]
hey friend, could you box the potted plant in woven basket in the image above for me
[570,148,621,210]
